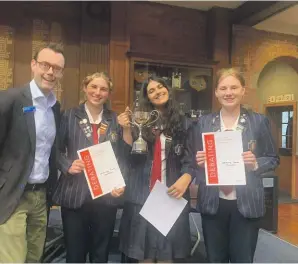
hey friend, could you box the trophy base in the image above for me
[131,137,148,155]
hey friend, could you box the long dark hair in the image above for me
[138,76,185,142]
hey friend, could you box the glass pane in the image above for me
[286,136,292,149]
[282,124,289,135]
[290,111,293,118]
[282,136,286,148]
[282,111,288,123]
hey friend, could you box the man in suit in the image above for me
[0,43,65,262]
[182,68,280,263]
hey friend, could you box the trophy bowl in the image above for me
[128,110,159,154]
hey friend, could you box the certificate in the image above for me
[139,181,188,237]
[77,141,126,199]
[202,131,246,186]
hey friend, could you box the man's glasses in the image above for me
[36,61,64,75]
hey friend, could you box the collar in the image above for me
[30,79,56,108]
[84,103,103,124]
[220,110,240,131]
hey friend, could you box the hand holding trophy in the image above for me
[127,96,159,154]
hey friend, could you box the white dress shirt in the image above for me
[28,80,56,184]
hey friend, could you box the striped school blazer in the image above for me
[124,115,195,205]
[182,107,280,218]
[52,103,131,208]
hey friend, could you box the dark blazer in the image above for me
[52,103,131,209]
[182,107,280,218]
[124,115,195,205]
[0,86,60,224]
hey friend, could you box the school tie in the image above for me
[91,123,100,144]
[150,131,162,191]
[220,129,234,196]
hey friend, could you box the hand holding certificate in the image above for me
[77,141,126,199]
[203,131,246,186]
[140,181,188,237]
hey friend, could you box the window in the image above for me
[281,110,293,149]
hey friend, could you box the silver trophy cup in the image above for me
[128,110,159,154]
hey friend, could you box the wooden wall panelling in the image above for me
[109,1,130,113]
[13,14,32,88]
[60,18,81,110]
[0,25,14,90]
[127,1,207,64]
[79,1,110,103]
[206,7,232,111]
[27,2,82,109]
[0,1,23,90]
[31,18,67,105]
[21,2,81,22]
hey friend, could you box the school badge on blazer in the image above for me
[174,144,183,156]
[248,140,257,152]
[79,118,92,138]
[109,131,118,142]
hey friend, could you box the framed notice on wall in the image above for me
[0,25,14,90]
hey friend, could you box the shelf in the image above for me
[129,56,215,114]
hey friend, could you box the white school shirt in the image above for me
[160,133,167,184]
[84,104,103,124]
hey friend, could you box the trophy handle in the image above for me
[127,110,140,129]
[145,110,160,127]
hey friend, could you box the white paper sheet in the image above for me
[77,141,126,199]
[203,131,246,186]
[139,181,188,237]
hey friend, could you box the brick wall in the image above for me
[232,25,298,112]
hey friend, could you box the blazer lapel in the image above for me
[99,108,112,143]
[211,108,248,133]
[211,112,221,132]
[75,104,93,144]
[164,134,172,158]
[237,107,251,152]
[21,86,36,153]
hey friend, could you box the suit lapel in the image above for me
[75,104,93,144]
[21,86,36,153]
[52,102,60,136]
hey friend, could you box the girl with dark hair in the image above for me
[117,76,194,262]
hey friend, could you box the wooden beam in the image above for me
[232,1,297,26]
